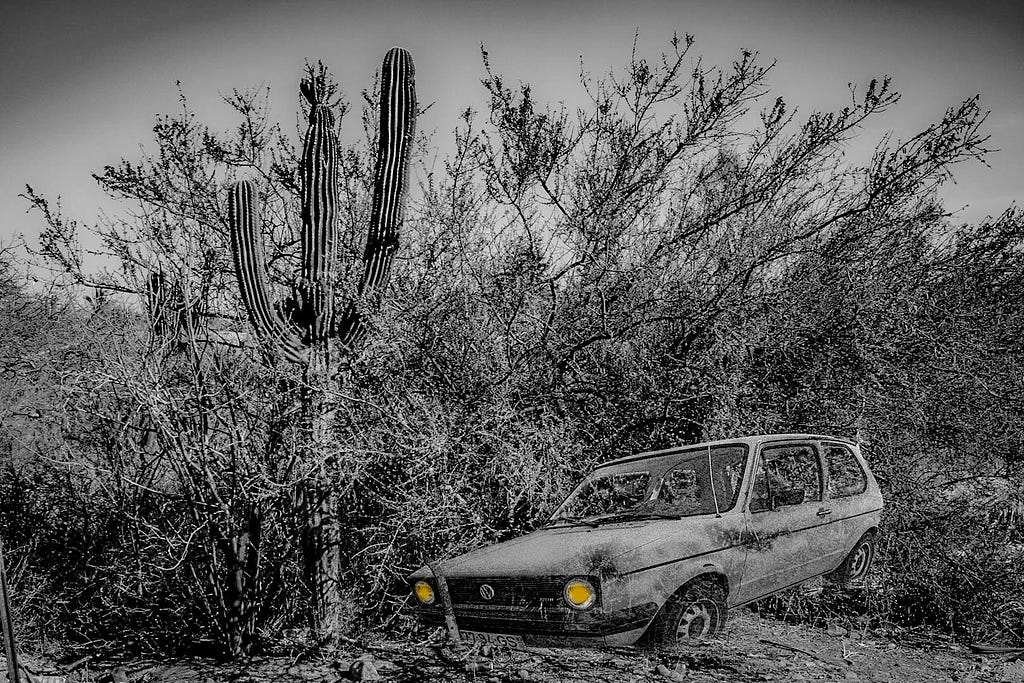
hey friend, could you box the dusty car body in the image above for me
[408,434,883,648]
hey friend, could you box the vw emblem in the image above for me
[479,584,495,601]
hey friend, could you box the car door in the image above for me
[820,441,873,568]
[735,441,840,604]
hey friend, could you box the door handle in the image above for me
[816,507,832,517]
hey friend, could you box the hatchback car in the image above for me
[408,434,883,648]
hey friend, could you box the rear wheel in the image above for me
[828,531,876,586]
[645,578,728,648]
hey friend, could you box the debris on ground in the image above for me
[7,609,1024,683]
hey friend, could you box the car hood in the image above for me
[408,515,738,580]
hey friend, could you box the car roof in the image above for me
[596,433,857,469]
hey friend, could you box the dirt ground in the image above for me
[9,609,1024,683]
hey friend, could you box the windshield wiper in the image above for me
[545,516,600,528]
[590,511,686,524]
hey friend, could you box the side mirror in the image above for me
[776,488,806,507]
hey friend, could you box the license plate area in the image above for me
[461,630,526,648]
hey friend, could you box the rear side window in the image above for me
[826,445,867,497]
[750,445,822,512]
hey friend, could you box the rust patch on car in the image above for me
[745,530,776,552]
[578,546,621,580]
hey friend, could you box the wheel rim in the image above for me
[676,600,717,642]
[848,541,874,579]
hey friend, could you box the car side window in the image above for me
[749,445,822,512]
[825,445,867,497]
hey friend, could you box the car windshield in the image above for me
[549,445,747,525]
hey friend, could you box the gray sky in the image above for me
[2,0,1021,257]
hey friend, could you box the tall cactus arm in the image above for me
[228,181,308,364]
[299,77,340,342]
[335,47,417,348]
[359,46,417,294]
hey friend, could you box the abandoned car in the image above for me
[408,434,883,648]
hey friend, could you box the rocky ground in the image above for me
[8,608,1024,683]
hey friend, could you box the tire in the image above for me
[645,578,728,648]
[828,531,876,586]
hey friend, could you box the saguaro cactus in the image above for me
[228,47,417,363]
[226,47,416,638]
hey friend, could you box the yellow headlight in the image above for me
[414,581,435,605]
[563,578,596,609]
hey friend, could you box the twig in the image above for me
[970,643,1024,663]
[759,637,847,667]
[64,656,92,672]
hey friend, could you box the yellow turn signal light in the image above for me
[414,581,435,605]
[563,578,596,610]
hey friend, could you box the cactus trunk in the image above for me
[300,82,340,343]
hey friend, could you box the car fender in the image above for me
[608,553,735,619]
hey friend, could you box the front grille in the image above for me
[446,576,568,608]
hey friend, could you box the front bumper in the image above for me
[413,601,659,646]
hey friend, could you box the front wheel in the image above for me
[828,531,876,586]
[645,578,728,648]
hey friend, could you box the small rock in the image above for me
[110,667,129,683]
[480,644,494,658]
[348,660,382,681]
[668,671,686,682]
[655,663,672,677]
[516,669,532,681]
[827,623,849,637]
